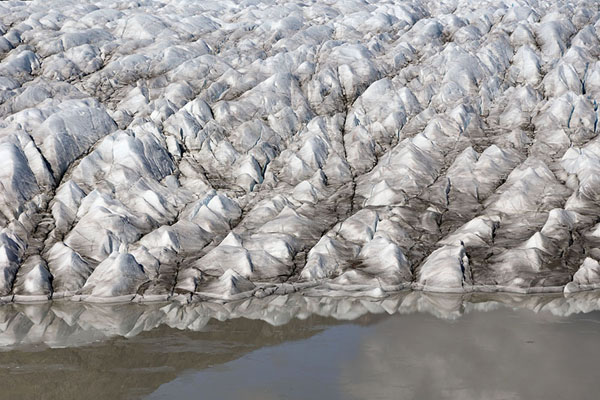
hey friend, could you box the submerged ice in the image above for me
[1,0,600,302]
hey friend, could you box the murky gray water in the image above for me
[0,292,599,399]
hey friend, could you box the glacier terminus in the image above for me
[1,0,600,303]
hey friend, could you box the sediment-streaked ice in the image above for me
[1,0,600,302]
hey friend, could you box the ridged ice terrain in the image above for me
[2,0,600,302]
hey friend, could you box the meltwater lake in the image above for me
[1,292,599,400]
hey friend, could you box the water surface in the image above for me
[0,292,599,399]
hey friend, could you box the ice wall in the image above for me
[1,0,600,302]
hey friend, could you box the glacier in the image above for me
[1,0,600,303]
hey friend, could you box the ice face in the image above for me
[1,0,600,302]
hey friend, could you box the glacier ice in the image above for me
[1,0,600,303]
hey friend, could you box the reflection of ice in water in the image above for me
[1,290,600,349]
[148,303,600,400]
[341,307,600,400]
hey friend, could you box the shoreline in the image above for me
[2,281,598,305]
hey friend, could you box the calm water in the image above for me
[0,292,599,399]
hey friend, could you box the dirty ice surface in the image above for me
[2,0,600,302]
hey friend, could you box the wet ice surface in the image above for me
[1,292,600,399]
[3,0,600,301]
